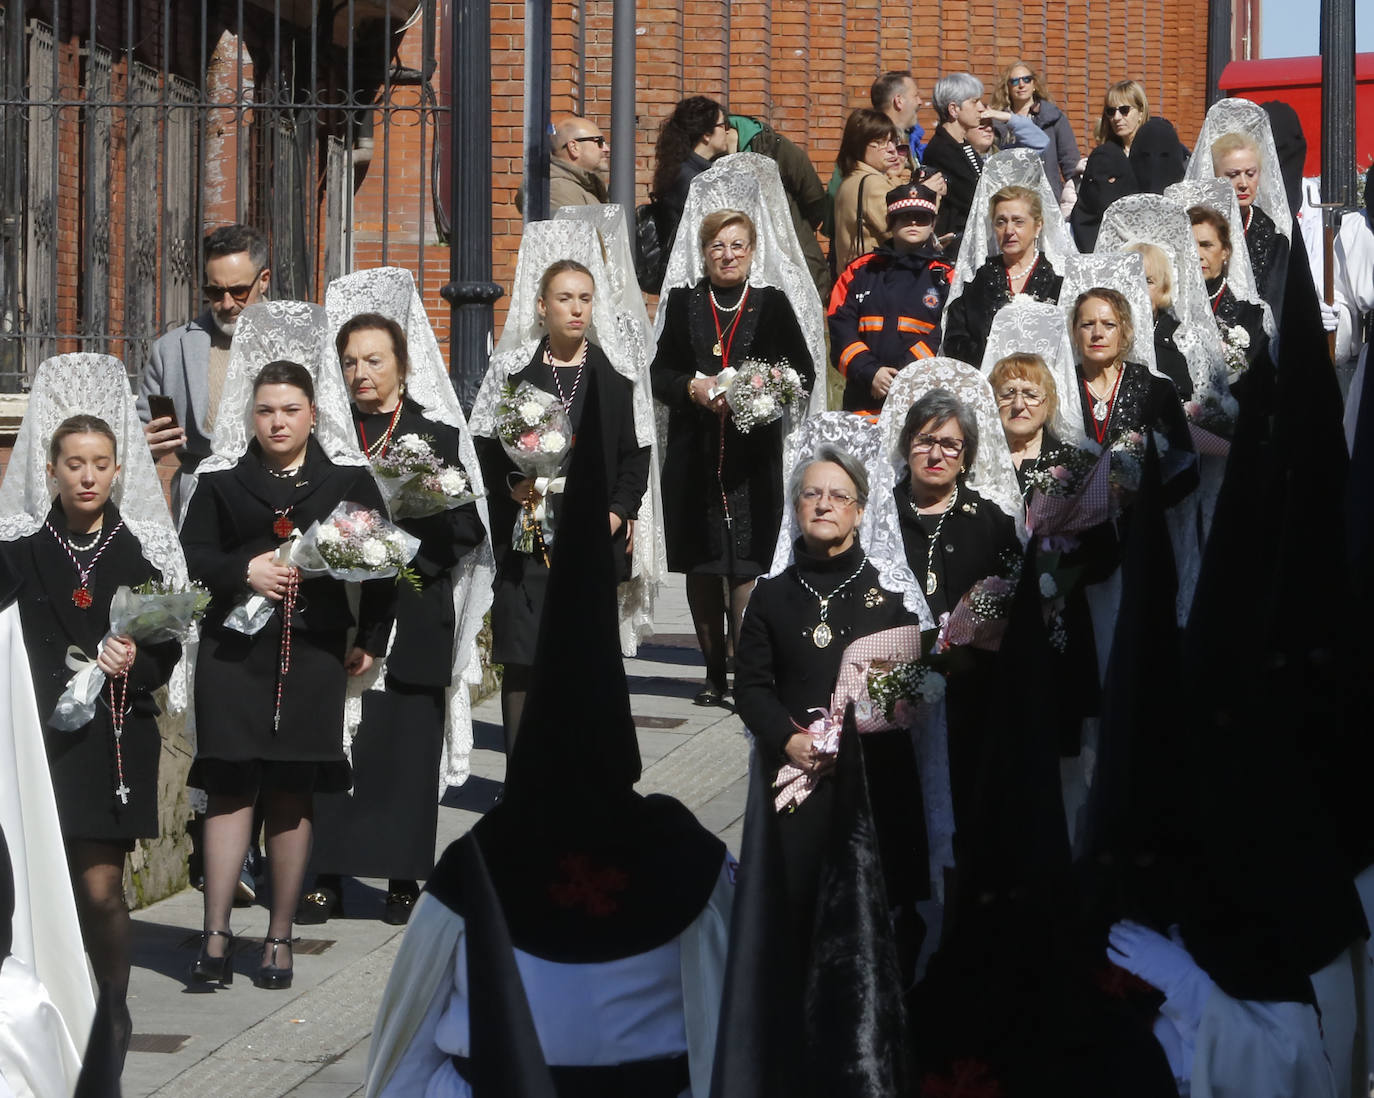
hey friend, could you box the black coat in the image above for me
[650,282,815,575]
[1209,280,1274,414]
[476,341,649,666]
[356,400,487,689]
[942,256,1063,369]
[181,437,395,763]
[1244,204,1290,314]
[1153,312,1193,400]
[923,126,982,239]
[734,541,925,920]
[653,151,713,260]
[9,504,179,840]
[827,245,954,413]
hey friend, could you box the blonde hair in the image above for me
[1209,131,1261,172]
[698,208,756,252]
[1095,80,1151,146]
[1124,242,1174,309]
[988,353,1059,423]
[988,60,1052,113]
[989,184,1044,224]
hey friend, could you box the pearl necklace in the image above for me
[1005,248,1039,282]
[1208,277,1229,310]
[794,553,869,649]
[708,285,746,313]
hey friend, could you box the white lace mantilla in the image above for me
[0,354,194,717]
[652,152,827,417]
[470,218,664,654]
[764,411,934,627]
[1094,194,1235,402]
[977,297,1090,447]
[1184,97,1293,242]
[1058,252,1164,379]
[947,147,1078,308]
[1164,178,1277,336]
[876,357,1028,545]
[324,266,497,791]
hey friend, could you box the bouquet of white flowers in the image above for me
[494,382,574,561]
[1220,322,1251,378]
[371,432,483,519]
[725,358,805,433]
[291,502,421,586]
[50,579,211,732]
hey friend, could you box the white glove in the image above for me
[1320,300,1340,333]
[1108,920,1216,1035]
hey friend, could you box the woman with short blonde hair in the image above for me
[1094,80,1150,152]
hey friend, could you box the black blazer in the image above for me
[180,436,395,652]
[356,400,488,689]
[923,126,982,239]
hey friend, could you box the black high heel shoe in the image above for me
[189,929,234,987]
[254,936,295,990]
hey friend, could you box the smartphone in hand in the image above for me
[147,394,179,428]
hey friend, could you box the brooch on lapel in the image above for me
[863,587,885,608]
[960,500,978,515]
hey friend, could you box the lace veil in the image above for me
[1094,194,1235,399]
[876,357,1028,545]
[553,204,654,354]
[0,354,193,715]
[1164,179,1277,336]
[182,301,367,512]
[652,152,827,417]
[1058,252,1163,378]
[1184,97,1293,242]
[324,267,497,791]
[977,298,1090,446]
[947,147,1078,309]
[764,411,933,627]
[469,219,663,654]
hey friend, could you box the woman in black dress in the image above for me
[943,185,1065,368]
[182,361,395,990]
[650,208,815,705]
[987,353,1076,493]
[476,260,650,745]
[8,414,180,1055]
[304,313,487,926]
[1209,131,1289,312]
[735,444,924,967]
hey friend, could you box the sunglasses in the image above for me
[568,134,607,147]
[1008,75,1035,87]
[203,270,264,304]
[1106,104,1135,118]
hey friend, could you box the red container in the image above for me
[1217,53,1374,177]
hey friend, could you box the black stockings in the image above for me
[684,574,754,689]
[66,839,133,1058]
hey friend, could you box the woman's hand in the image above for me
[509,477,543,506]
[344,648,374,677]
[247,552,297,601]
[97,635,137,676]
[609,512,623,537]
[688,377,727,413]
[921,170,948,196]
[784,732,837,777]
[980,108,1012,124]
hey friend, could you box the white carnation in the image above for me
[920,671,947,704]
[316,524,343,545]
[397,433,429,454]
[519,401,545,426]
[438,468,467,495]
[1039,573,1059,598]
[541,430,567,453]
[752,394,776,418]
[361,540,387,567]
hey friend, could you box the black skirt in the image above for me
[310,683,445,879]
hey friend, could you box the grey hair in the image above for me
[788,443,870,509]
[898,389,979,471]
[933,73,984,123]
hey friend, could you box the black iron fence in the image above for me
[0,0,446,392]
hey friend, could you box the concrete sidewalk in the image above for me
[121,578,748,1097]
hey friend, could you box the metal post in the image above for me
[522,0,552,223]
[609,0,636,212]
[1205,0,1233,107]
[1319,0,1357,211]
[441,0,503,414]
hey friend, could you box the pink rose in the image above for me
[1050,464,1072,482]
[982,576,1012,596]
[751,374,765,389]
[518,430,540,452]
[771,367,782,380]
[1184,401,1201,418]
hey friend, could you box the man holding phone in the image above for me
[137,223,271,517]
